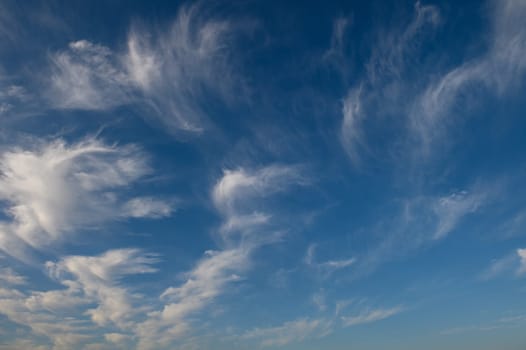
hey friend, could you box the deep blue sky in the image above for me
[0,0,525,349]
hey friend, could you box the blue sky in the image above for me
[0,0,525,349]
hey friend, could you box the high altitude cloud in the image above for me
[0,137,172,261]
[212,165,304,238]
[305,243,356,276]
[135,165,304,348]
[518,249,526,275]
[480,248,526,280]
[352,188,488,278]
[339,1,440,165]
[47,2,246,135]
[341,306,404,327]
[339,0,526,164]
[411,0,526,152]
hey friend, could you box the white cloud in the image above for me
[0,267,26,285]
[136,247,249,349]
[0,137,172,260]
[323,16,351,77]
[47,2,247,135]
[212,165,304,244]
[432,190,485,239]
[353,187,488,278]
[341,306,403,327]
[498,209,526,238]
[212,166,303,214]
[305,244,356,275]
[481,248,526,279]
[0,249,158,350]
[46,249,158,329]
[480,253,519,280]
[339,2,440,164]
[48,40,130,110]
[340,87,366,166]
[242,318,333,347]
[0,285,92,350]
[411,0,526,152]
[136,165,304,348]
[311,290,327,312]
[121,197,173,219]
[517,249,526,275]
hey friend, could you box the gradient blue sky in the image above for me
[0,0,526,349]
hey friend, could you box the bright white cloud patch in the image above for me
[0,137,171,260]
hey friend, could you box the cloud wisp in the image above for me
[47,2,247,136]
[338,1,440,166]
[135,165,305,348]
[411,0,526,152]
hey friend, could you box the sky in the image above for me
[0,0,525,349]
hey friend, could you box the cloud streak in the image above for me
[341,306,404,327]
[411,0,526,153]
[135,165,305,348]
[47,2,247,136]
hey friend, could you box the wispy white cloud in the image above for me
[341,306,403,327]
[240,302,403,347]
[135,165,304,348]
[480,248,526,280]
[136,247,249,349]
[48,40,130,110]
[480,253,519,280]
[411,0,526,153]
[242,317,333,347]
[498,209,526,238]
[46,249,158,329]
[0,266,26,285]
[0,137,172,261]
[311,290,327,312]
[121,197,174,219]
[323,16,352,78]
[340,87,366,166]
[339,2,440,165]
[517,249,526,275]
[355,187,488,277]
[431,190,486,239]
[339,0,526,163]
[47,2,247,135]
[213,166,304,243]
[305,244,355,275]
